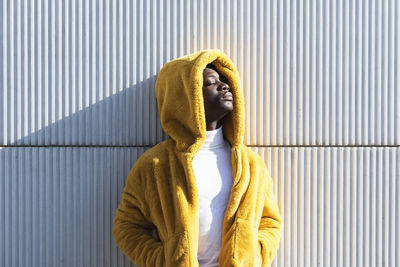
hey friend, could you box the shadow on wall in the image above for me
[4,74,167,147]
[0,76,164,267]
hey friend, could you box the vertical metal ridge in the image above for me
[396,148,400,267]
[16,0,22,146]
[111,0,117,146]
[317,148,325,266]
[45,1,56,147]
[83,0,89,147]
[3,0,9,145]
[0,0,3,145]
[361,0,368,144]
[349,0,356,145]
[149,0,156,145]
[369,0,376,145]
[396,0,400,145]
[309,0,317,146]
[9,0,15,146]
[388,0,395,145]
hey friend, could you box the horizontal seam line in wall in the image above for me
[247,145,400,148]
[1,145,399,148]
[0,145,154,148]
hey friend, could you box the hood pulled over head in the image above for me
[155,50,245,154]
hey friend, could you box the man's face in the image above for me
[202,67,234,123]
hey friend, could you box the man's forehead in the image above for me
[203,67,220,77]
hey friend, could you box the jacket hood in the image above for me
[155,50,245,154]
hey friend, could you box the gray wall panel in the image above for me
[0,147,398,266]
[0,147,145,267]
[251,147,400,267]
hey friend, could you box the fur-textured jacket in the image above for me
[113,50,282,267]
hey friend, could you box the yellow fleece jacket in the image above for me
[113,50,282,267]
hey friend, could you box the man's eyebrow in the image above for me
[206,74,219,79]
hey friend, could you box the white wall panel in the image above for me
[1,0,399,146]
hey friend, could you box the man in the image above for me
[113,50,282,267]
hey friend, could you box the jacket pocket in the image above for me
[233,218,261,267]
[164,231,189,267]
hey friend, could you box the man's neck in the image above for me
[205,120,222,131]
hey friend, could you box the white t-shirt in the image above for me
[192,126,233,267]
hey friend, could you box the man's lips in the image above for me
[222,92,233,100]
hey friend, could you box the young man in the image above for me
[113,50,282,267]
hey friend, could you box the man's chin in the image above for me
[221,101,234,112]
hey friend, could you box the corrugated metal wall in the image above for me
[1,0,399,266]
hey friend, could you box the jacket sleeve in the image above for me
[113,166,165,266]
[258,171,282,267]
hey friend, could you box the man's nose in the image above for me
[219,82,230,91]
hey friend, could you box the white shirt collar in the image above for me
[202,126,225,149]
